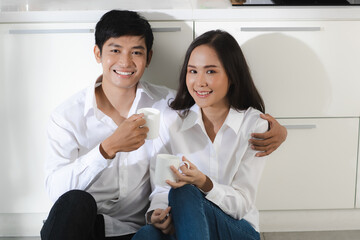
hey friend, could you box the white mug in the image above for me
[137,107,160,139]
[154,154,190,187]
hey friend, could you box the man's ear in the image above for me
[94,45,102,63]
[146,50,153,67]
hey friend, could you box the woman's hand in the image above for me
[166,157,211,192]
[249,113,287,157]
[151,207,175,235]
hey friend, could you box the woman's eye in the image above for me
[206,70,215,74]
[189,69,197,74]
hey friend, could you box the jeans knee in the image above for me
[169,184,203,207]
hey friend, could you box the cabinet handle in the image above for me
[240,27,321,32]
[9,29,94,34]
[8,28,181,34]
[283,124,317,129]
[151,27,181,32]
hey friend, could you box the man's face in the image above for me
[94,35,152,90]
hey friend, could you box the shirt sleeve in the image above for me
[205,117,268,220]
[147,108,173,213]
[45,112,110,202]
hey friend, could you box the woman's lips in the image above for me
[195,90,213,97]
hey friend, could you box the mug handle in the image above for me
[180,161,190,169]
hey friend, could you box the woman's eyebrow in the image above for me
[187,64,219,68]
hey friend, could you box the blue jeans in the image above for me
[132,185,260,240]
[131,225,176,240]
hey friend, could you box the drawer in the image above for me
[255,118,359,210]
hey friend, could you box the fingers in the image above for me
[255,149,274,157]
[250,137,272,147]
[152,208,168,224]
[129,114,147,128]
[260,113,275,122]
[152,207,173,233]
[179,156,192,172]
[125,114,149,136]
[166,179,187,189]
[251,131,270,140]
[170,165,191,183]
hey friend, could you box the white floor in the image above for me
[2,231,360,239]
[261,230,360,240]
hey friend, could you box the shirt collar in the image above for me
[180,104,202,132]
[83,76,155,118]
[138,80,156,100]
[84,75,102,117]
[180,104,245,134]
[225,108,245,134]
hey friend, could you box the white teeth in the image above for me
[196,91,211,95]
[114,70,134,75]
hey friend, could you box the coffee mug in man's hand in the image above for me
[137,108,160,139]
[154,154,190,187]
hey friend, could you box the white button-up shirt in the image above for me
[45,76,175,237]
[149,104,268,232]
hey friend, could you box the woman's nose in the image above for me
[195,73,208,87]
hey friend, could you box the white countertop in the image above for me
[1,0,360,23]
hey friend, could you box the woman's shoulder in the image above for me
[242,107,269,134]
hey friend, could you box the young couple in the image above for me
[41,10,287,240]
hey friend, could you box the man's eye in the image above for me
[133,51,143,55]
[111,49,120,53]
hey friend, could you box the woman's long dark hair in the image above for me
[170,30,265,116]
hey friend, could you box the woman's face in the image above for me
[186,44,230,111]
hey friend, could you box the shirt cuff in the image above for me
[204,179,224,205]
[79,143,110,171]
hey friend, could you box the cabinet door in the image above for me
[144,21,193,90]
[195,21,360,118]
[357,136,360,208]
[0,23,102,213]
[255,118,358,210]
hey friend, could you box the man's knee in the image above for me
[56,190,96,210]
[41,190,99,239]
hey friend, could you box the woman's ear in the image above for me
[94,45,102,63]
[146,50,153,67]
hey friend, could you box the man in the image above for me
[41,10,286,240]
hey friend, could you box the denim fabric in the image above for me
[133,185,260,240]
[169,185,260,240]
[131,224,176,240]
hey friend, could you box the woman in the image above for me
[133,30,274,240]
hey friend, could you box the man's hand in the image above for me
[100,113,149,158]
[249,114,287,157]
[151,207,175,235]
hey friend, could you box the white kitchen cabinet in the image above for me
[145,21,193,90]
[356,134,360,209]
[255,118,359,210]
[0,23,101,214]
[195,21,360,118]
